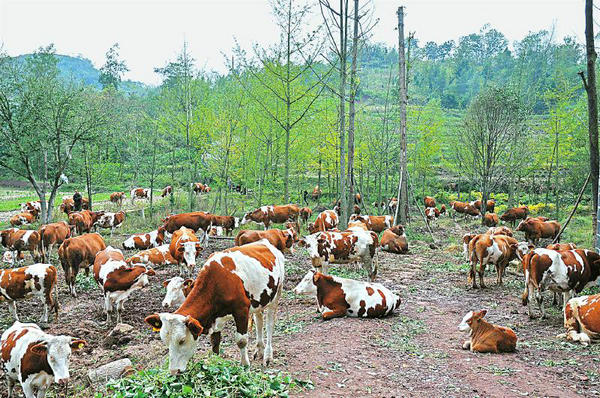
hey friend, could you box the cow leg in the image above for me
[42,302,49,323]
[233,309,250,366]
[104,295,113,323]
[536,290,546,319]
[6,374,14,398]
[8,301,18,321]
[116,299,125,324]
[462,339,471,350]
[36,385,48,398]
[252,311,265,361]
[562,291,572,312]
[21,381,35,398]
[210,332,222,354]
[363,257,376,282]
[322,308,346,320]
[478,269,486,289]
[263,299,279,366]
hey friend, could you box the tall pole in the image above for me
[397,6,408,224]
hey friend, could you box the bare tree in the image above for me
[396,6,408,224]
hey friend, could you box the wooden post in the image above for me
[397,6,409,224]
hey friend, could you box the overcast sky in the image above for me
[0,0,585,85]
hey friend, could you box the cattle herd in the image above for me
[0,189,599,397]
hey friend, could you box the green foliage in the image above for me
[99,43,129,90]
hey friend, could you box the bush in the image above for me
[528,202,556,216]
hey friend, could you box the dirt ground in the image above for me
[1,214,600,397]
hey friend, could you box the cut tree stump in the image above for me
[87,358,133,385]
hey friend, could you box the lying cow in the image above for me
[58,233,106,297]
[39,221,73,262]
[458,310,517,353]
[93,247,155,324]
[500,205,529,226]
[450,201,481,218]
[20,200,41,214]
[241,204,300,230]
[95,211,126,236]
[294,270,401,319]
[1,321,86,398]
[308,210,339,233]
[123,227,169,250]
[470,199,496,213]
[482,213,499,227]
[210,214,240,236]
[130,188,150,203]
[109,192,126,207]
[380,225,408,254]
[558,294,600,346]
[0,263,59,323]
[515,217,560,245]
[145,239,285,371]
[169,226,202,275]
[235,228,297,253]
[162,277,194,309]
[349,214,393,233]
[126,244,177,267]
[300,229,378,281]
[10,212,37,227]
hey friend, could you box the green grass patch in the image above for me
[75,272,98,292]
[377,316,427,355]
[329,266,365,280]
[275,311,308,335]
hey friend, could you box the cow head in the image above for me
[516,241,534,261]
[284,229,296,253]
[145,313,203,375]
[293,270,318,295]
[440,204,446,214]
[31,335,87,384]
[178,242,203,267]
[458,310,487,333]
[162,277,194,309]
[390,224,405,236]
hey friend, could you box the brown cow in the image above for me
[424,196,436,208]
[162,212,213,242]
[60,197,89,214]
[468,234,525,288]
[458,310,517,353]
[558,294,600,346]
[210,215,240,236]
[299,207,312,225]
[241,204,300,230]
[500,206,529,226]
[9,212,37,227]
[425,207,442,226]
[311,186,322,201]
[380,225,408,254]
[130,188,150,204]
[515,217,560,245]
[349,214,393,233]
[161,185,173,197]
[450,201,481,218]
[109,192,126,207]
[39,221,72,261]
[0,228,41,262]
[308,210,339,234]
[235,228,296,253]
[126,244,177,267]
[546,243,576,251]
[470,199,496,213]
[58,233,106,297]
[169,227,203,275]
[68,210,104,235]
[482,213,499,227]
[192,182,207,194]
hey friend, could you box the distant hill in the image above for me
[14,54,149,95]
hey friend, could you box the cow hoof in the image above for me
[253,349,264,361]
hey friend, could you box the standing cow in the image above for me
[241,204,300,230]
[58,233,106,297]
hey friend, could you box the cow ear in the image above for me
[185,316,203,339]
[162,279,171,288]
[177,246,185,253]
[183,279,194,288]
[70,339,87,350]
[145,268,156,277]
[145,314,163,332]
[30,342,47,355]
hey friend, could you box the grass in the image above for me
[377,316,427,355]
[274,311,308,335]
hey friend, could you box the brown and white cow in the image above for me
[58,233,106,297]
[130,188,150,204]
[20,200,41,214]
[0,228,42,263]
[192,182,209,194]
[0,264,58,323]
[558,294,600,346]
[449,201,481,218]
[10,212,37,227]
[424,196,436,208]
[2,251,23,266]
[126,244,177,268]
[500,205,529,226]
[145,240,285,371]
[425,207,442,226]
[470,199,496,213]
[95,211,126,236]
[235,228,297,254]
[308,210,339,234]
[162,277,194,309]
[162,212,212,242]
[546,243,577,251]
[311,186,322,201]
[1,322,86,398]
[123,227,169,250]
[458,310,517,353]
[380,225,408,254]
[109,192,126,207]
[39,221,72,261]
[161,185,173,197]
[210,215,240,236]
[169,227,203,275]
[68,210,104,235]
[515,217,560,245]
[486,226,513,237]
[387,197,398,214]
[482,213,499,227]
[93,246,155,324]
[349,214,393,233]
[241,204,300,230]
[468,234,525,288]
[300,229,379,281]
[299,207,312,225]
[293,270,401,319]
[59,197,89,215]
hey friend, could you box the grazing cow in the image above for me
[20,201,41,214]
[145,240,285,370]
[521,248,600,318]
[380,225,408,254]
[468,234,525,288]
[558,294,600,346]
[208,226,224,237]
[39,221,72,261]
[59,197,89,215]
[0,228,41,262]
[126,244,177,267]
[123,227,169,250]
[162,277,194,309]
[482,213,499,227]
[130,188,150,204]
[470,199,496,213]
[161,185,173,197]
[10,212,37,227]
[546,243,577,251]
[424,196,436,208]
[162,212,213,241]
[458,310,517,353]
[95,211,126,236]
[515,217,560,245]
[425,207,441,225]
[486,226,513,237]
[210,215,240,236]
[387,197,398,214]
[169,227,202,275]
[192,182,207,194]
[300,229,379,281]
[93,247,155,323]
[293,270,401,319]
[349,214,393,233]
[449,201,481,218]
[58,233,106,297]
[308,210,339,234]
[1,322,86,398]
[235,228,297,253]
[500,206,529,226]
[311,186,322,201]
[0,264,58,323]
[109,192,126,207]
[68,210,104,235]
[299,207,312,225]
[241,204,300,230]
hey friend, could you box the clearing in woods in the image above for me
[0,213,599,397]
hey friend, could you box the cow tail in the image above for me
[521,263,530,306]
[39,226,46,262]
[53,277,60,318]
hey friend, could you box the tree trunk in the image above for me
[397,6,409,224]
[346,0,359,220]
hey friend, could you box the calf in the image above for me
[161,185,173,197]
[58,233,106,297]
[109,192,126,207]
[558,294,600,346]
[293,270,401,319]
[10,212,37,227]
[300,229,379,281]
[241,204,300,229]
[162,211,213,241]
[500,205,529,226]
[210,214,240,236]
[299,207,312,225]
[95,211,126,236]
[68,210,103,235]
[1,228,41,262]
[162,277,194,309]
[145,240,285,371]
[126,244,177,267]
[0,264,59,323]
[482,213,499,227]
[235,228,296,253]
[130,188,150,204]
[462,233,477,262]
[1,322,86,398]
[308,210,339,233]
[458,310,517,353]
[349,214,393,233]
[515,217,560,245]
[169,227,203,275]
[380,225,408,254]
[93,247,155,323]
[468,234,524,288]
[39,221,72,261]
[424,196,436,208]
[425,207,441,226]
[122,227,169,250]
[450,201,481,218]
